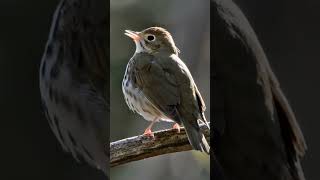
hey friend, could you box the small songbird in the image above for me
[123,27,210,154]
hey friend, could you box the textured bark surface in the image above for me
[110,123,210,167]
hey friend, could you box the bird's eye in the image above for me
[146,35,155,41]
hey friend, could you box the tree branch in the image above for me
[110,123,210,167]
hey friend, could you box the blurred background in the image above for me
[0,0,319,179]
[110,0,210,180]
[0,0,105,179]
[234,0,320,179]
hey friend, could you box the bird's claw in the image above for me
[143,128,155,138]
[172,123,181,133]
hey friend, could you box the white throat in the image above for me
[134,40,147,53]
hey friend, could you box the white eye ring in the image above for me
[146,34,156,42]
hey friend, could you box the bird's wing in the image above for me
[133,53,201,122]
[195,85,206,112]
[133,53,210,152]
[132,53,180,117]
[195,86,210,128]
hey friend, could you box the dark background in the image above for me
[0,0,105,179]
[234,0,320,180]
[0,0,319,179]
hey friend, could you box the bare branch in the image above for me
[110,124,210,167]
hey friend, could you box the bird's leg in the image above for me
[143,118,158,138]
[172,123,181,133]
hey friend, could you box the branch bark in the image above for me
[110,123,210,167]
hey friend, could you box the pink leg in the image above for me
[172,123,181,133]
[143,128,154,138]
[143,118,158,138]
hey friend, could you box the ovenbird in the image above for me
[123,27,210,154]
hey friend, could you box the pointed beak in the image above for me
[124,30,141,42]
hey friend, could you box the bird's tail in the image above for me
[183,120,210,154]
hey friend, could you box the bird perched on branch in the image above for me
[123,27,210,154]
[39,0,109,177]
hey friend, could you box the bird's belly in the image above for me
[122,80,171,122]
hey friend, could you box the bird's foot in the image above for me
[143,128,155,138]
[172,123,181,133]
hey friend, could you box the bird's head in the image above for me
[124,27,180,55]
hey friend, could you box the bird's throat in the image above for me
[135,40,147,53]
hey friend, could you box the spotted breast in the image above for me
[122,58,171,122]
